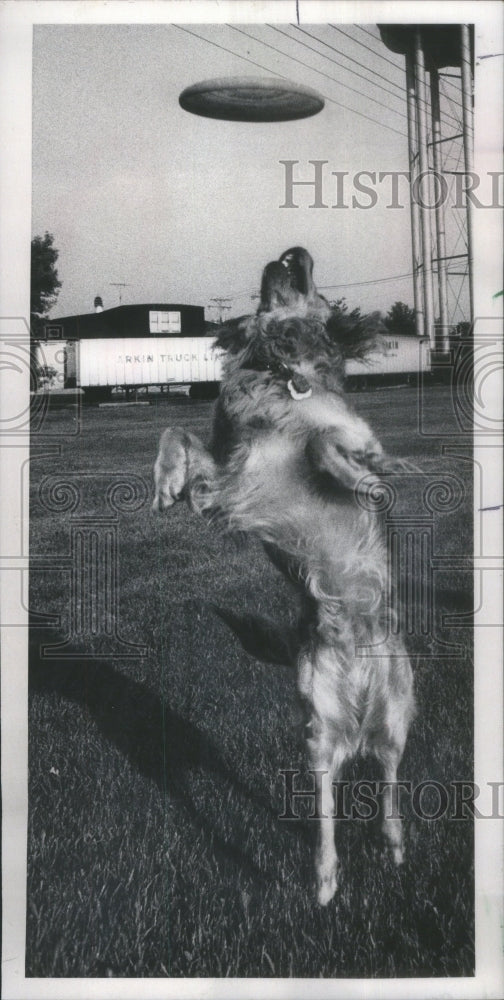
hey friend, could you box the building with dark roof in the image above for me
[42,302,206,341]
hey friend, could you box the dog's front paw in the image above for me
[152,427,191,513]
[367,453,419,476]
[153,426,216,514]
[152,486,181,512]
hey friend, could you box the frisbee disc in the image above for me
[179,76,325,122]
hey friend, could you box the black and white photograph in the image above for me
[0,1,503,996]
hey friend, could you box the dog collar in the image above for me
[243,359,312,400]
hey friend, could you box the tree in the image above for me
[456,320,471,337]
[327,297,384,360]
[35,363,58,388]
[384,301,416,336]
[31,232,62,336]
[328,296,363,324]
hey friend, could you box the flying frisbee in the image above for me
[179,76,325,122]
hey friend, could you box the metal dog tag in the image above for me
[287,373,312,400]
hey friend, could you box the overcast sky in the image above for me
[32,23,461,321]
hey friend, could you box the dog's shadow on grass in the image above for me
[211,604,300,667]
[28,621,310,886]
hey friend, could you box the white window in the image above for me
[149,310,181,334]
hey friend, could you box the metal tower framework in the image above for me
[386,25,474,347]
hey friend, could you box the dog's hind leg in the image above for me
[376,741,407,865]
[299,643,352,905]
[152,427,215,512]
[311,735,347,905]
[371,650,415,865]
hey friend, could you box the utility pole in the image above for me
[210,297,232,323]
[110,282,130,305]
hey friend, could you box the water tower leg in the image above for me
[406,46,424,338]
[460,24,474,322]
[430,67,450,352]
[414,28,436,347]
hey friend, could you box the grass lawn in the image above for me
[27,384,474,978]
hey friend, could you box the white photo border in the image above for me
[1,2,502,998]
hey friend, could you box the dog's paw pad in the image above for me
[316,862,339,906]
[391,846,404,866]
[317,874,338,906]
[152,491,178,512]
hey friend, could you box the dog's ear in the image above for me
[326,308,385,360]
[213,315,255,354]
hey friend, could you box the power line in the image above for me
[227,271,415,300]
[433,75,463,103]
[295,25,407,98]
[319,271,413,290]
[173,24,408,139]
[355,23,464,107]
[439,76,464,127]
[266,25,459,133]
[232,25,408,122]
[173,23,287,80]
[296,25,464,133]
[306,24,464,127]
[353,25,409,71]
[271,25,409,114]
[431,70,464,105]
[330,25,462,127]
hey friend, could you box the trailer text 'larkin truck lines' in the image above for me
[38,302,223,400]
